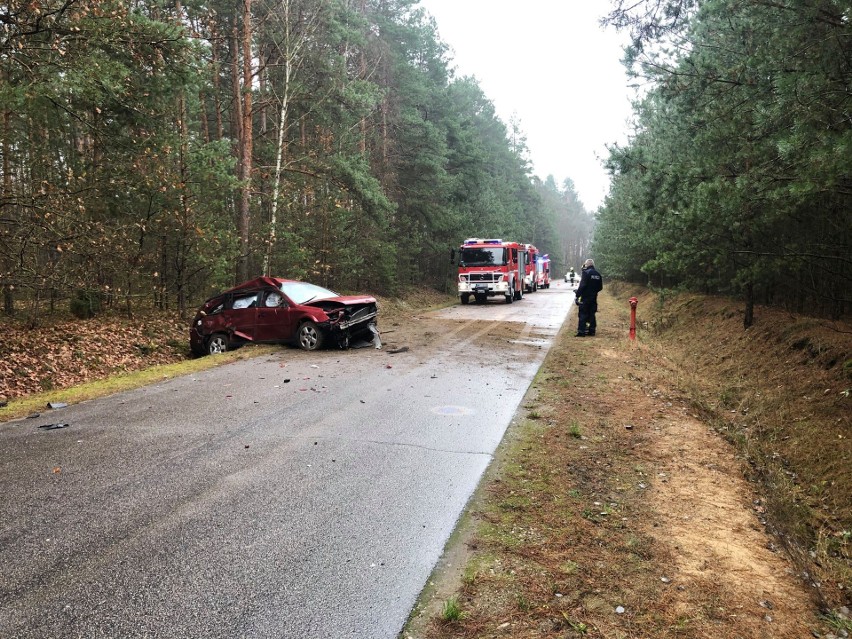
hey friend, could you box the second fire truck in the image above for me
[456,238,527,304]
[523,244,539,293]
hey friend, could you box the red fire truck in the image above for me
[536,253,551,289]
[456,238,527,304]
[523,244,539,293]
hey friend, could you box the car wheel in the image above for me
[297,321,325,351]
[505,285,514,304]
[207,333,229,355]
[460,294,470,305]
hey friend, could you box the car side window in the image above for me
[264,291,283,308]
[232,293,258,310]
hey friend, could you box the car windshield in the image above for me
[460,247,505,266]
[280,281,339,305]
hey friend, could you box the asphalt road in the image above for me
[0,282,577,639]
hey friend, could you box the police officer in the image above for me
[574,258,603,336]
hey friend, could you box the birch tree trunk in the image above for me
[263,0,320,276]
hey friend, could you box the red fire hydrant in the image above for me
[629,297,638,340]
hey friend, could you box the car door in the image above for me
[224,291,260,341]
[254,289,293,342]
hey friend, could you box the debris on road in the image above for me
[387,347,409,354]
[38,423,70,430]
[351,324,383,349]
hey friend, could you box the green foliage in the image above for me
[1,0,581,313]
[440,596,465,622]
[596,0,852,319]
[568,420,582,439]
[535,176,593,276]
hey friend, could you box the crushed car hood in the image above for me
[304,295,376,308]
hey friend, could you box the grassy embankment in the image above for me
[405,283,850,638]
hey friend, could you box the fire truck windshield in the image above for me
[459,247,505,266]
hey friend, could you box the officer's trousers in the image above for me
[577,299,598,335]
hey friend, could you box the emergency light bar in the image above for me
[463,238,503,245]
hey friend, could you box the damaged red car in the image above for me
[190,277,379,356]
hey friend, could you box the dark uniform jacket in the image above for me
[575,266,603,302]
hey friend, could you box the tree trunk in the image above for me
[236,0,254,282]
[359,0,367,156]
[264,0,292,277]
[199,91,210,144]
[230,22,242,145]
[2,106,14,315]
[259,42,267,136]
[212,22,224,141]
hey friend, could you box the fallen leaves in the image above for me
[0,312,188,400]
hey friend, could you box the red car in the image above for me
[190,277,379,356]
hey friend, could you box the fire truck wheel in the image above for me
[460,294,470,305]
[514,286,523,301]
[297,321,325,351]
[505,286,514,304]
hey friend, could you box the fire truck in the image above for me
[523,244,539,293]
[536,253,551,289]
[456,238,527,304]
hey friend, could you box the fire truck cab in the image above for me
[457,238,526,304]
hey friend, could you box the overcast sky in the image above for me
[416,1,635,211]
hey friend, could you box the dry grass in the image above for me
[633,287,852,611]
[405,284,850,639]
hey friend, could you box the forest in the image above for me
[3,0,850,326]
[595,0,851,324]
[0,0,592,321]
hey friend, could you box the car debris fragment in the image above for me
[38,423,70,430]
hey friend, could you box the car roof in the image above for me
[222,276,295,294]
